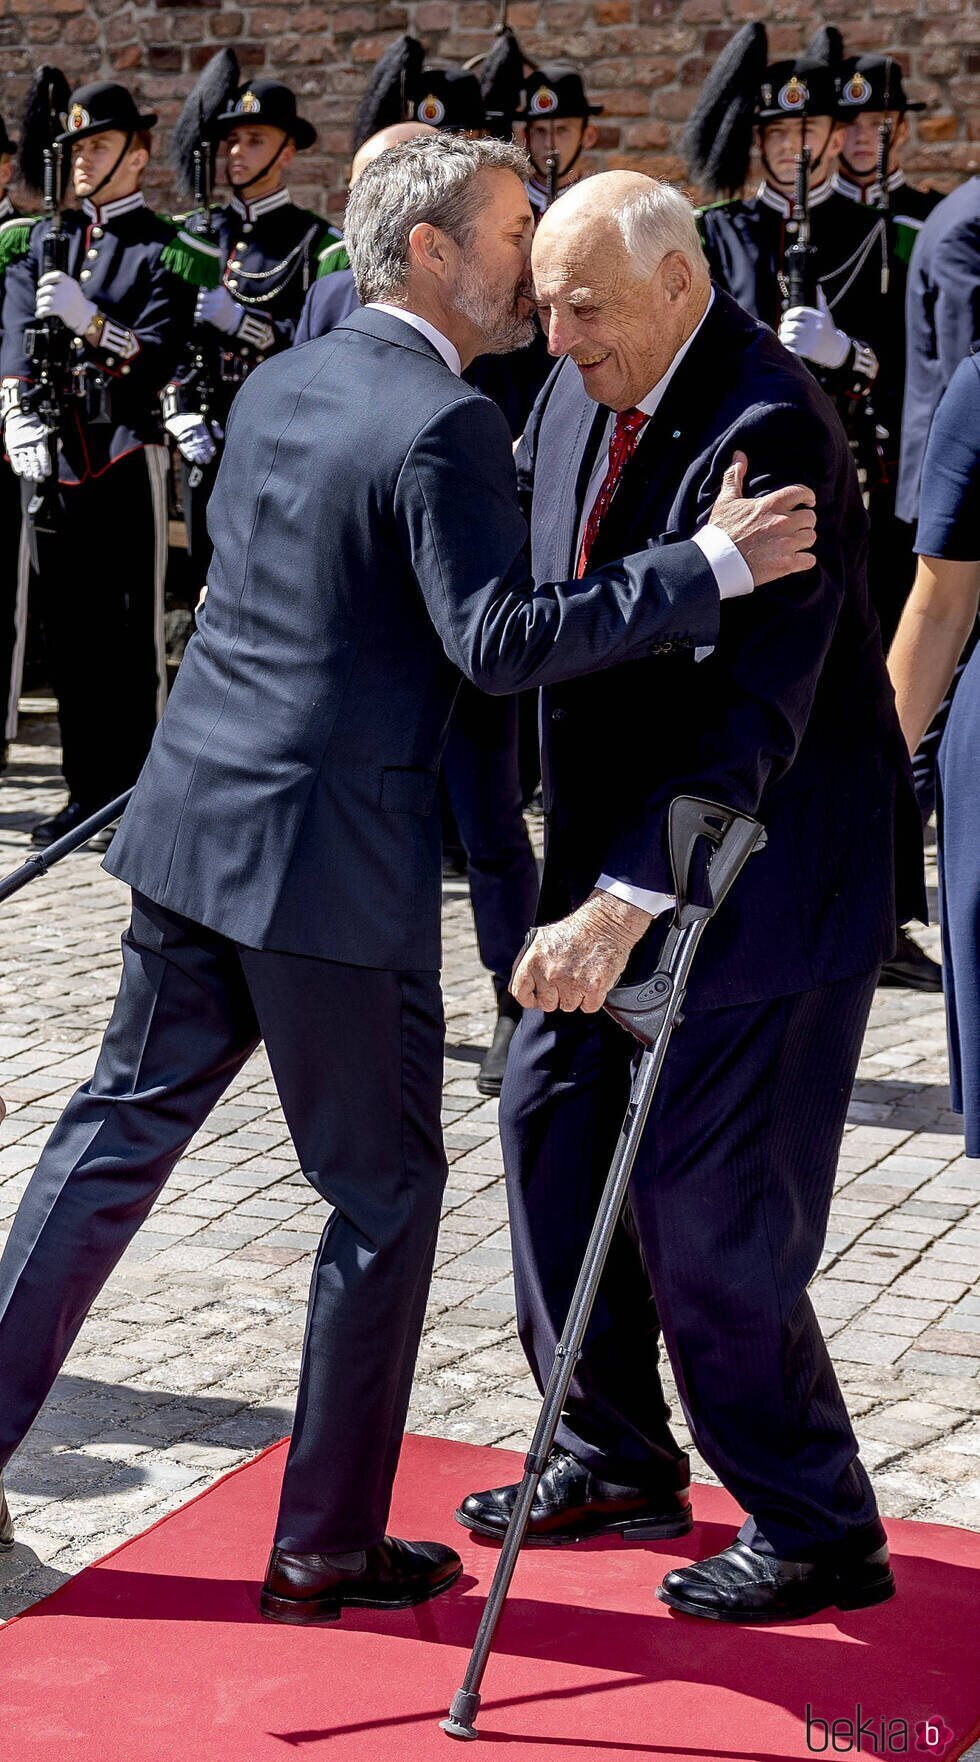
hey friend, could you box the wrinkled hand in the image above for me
[511,891,652,1014]
[165,411,217,466]
[4,409,52,481]
[35,269,98,339]
[778,289,850,370]
[195,284,243,336]
[708,451,817,586]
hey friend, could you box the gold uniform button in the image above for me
[106,355,116,367]
[228,278,239,290]
[91,226,104,239]
[79,269,92,281]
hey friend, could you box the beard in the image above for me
[452,258,537,356]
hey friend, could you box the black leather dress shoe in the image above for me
[657,1537,895,1623]
[0,1477,13,1550]
[259,1535,462,1624]
[31,800,89,848]
[456,1446,692,1546]
[878,928,943,992]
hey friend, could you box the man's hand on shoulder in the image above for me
[707,450,817,587]
[511,891,653,1015]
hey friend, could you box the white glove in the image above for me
[194,284,243,336]
[4,409,52,480]
[778,288,850,371]
[165,412,217,466]
[35,269,98,339]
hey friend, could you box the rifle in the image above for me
[785,143,818,309]
[21,140,71,544]
[875,117,893,292]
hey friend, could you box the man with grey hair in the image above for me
[0,138,814,1622]
[459,171,922,1626]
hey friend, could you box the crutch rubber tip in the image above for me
[441,1689,481,1740]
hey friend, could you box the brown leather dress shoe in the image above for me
[0,1477,13,1549]
[259,1535,462,1625]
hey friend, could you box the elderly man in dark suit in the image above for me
[0,138,814,1615]
[459,171,923,1624]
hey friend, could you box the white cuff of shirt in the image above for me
[692,523,753,599]
[596,875,675,917]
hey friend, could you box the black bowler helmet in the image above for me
[684,24,847,196]
[352,36,486,151]
[516,67,602,123]
[54,81,157,146]
[214,79,317,150]
[837,54,926,116]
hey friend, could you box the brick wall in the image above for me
[1,1,977,222]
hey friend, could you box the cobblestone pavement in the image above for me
[0,708,977,1623]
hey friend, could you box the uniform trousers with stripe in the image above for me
[0,891,448,1552]
[500,970,887,1562]
[25,445,168,811]
[0,458,28,745]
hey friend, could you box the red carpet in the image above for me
[1,1434,978,1761]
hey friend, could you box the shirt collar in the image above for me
[81,190,146,224]
[757,178,834,217]
[0,196,14,222]
[832,167,907,205]
[366,303,462,377]
[632,287,715,422]
[230,187,291,223]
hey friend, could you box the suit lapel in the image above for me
[558,394,608,578]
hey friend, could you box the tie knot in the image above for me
[614,406,647,441]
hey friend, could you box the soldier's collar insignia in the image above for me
[67,104,91,133]
[778,76,808,112]
[528,85,560,116]
[416,94,446,125]
[841,72,872,106]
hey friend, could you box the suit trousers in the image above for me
[440,684,539,988]
[0,892,447,1553]
[27,446,168,812]
[500,970,884,1561]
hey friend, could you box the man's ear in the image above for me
[661,249,693,302]
[407,220,453,282]
[129,145,151,184]
[280,137,297,175]
[582,122,598,152]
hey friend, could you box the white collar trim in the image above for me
[757,178,834,217]
[81,191,146,223]
[230,187,291,222]
[832,168,907,205]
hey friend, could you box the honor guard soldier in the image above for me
[517,66,602,221]
[0,108,33,774]
[0,77,191,849]
[163,67,338,577]
[831,53,943,652]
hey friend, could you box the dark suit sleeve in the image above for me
[394,390,720,695]
[293,285,316,346]
[596,401,851,897]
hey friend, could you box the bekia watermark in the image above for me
[804,1706,955,1755]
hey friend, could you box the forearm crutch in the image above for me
[441,795,766,1743]
[0,789,134,905]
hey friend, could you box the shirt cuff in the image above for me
[693,523,754,599]
[596,874,675,917]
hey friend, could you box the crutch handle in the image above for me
[604,798,765,1044]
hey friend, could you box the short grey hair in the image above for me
[612,182,709,281]
[345,134,531,305]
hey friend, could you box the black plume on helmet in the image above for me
[681,22,768,197]
[479,27,527,138]
[801,25,846,72]
[16,64,72,197]
[352,33,425,152]
[170,47,240,199]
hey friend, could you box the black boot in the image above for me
[477,985,522,1097]
[657,1536,895,1623]
[878,926,942,992]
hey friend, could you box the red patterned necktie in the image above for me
[576,406,648,578]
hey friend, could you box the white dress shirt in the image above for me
[366,302,462,376]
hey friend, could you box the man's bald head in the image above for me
[351,121,439,187]
[531,172,711,410]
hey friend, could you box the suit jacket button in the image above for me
[551,707,566,722]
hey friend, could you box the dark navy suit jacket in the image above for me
[106,306,720,969]
[523,290,923,1012]
[897,178,980,524]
